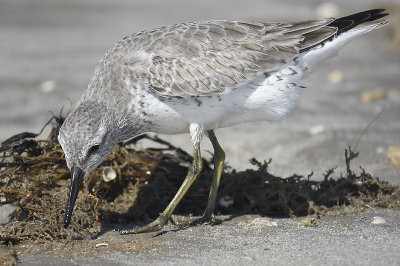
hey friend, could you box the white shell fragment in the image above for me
[95,243,109,248]
[102,167,117,182]
[371,216,387,225]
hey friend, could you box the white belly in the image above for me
[136,65,306,134]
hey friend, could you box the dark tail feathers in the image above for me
[327,9,388,35]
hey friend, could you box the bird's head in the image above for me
[58,100,117,228]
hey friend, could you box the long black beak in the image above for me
[64,166,85,228]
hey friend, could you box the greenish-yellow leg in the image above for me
[121,126,203,234]
[203,130,225,221]
[120,127,225,234]
[177,130,225,227]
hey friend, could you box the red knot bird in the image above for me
[58,9,388,233]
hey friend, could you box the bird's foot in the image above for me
[120,213,222,234]
[120,215,175,234]
[177,213,222,229]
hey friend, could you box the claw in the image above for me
[169,216,177,225]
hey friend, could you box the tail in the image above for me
[326,9,388,35]
[299,9,388,67]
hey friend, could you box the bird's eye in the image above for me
[88,144,100,154]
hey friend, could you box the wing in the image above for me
[120,19,336,97]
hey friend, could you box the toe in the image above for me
[120,215,169,234]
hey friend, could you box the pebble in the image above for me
[39,80,57,93]
[315,2,340,19]
[327,70,344,84]
[0,204,17,224]
[376,147,385,154]
[309,124,326,135]
[361,89,387,102]
[388,146,400,167]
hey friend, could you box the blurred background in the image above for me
[1,0,399,182]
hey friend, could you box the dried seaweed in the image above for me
[0,118,208,244]
[1,116,399,248]
[218,147,400,217]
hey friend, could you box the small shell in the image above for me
[371,216,387,225]
[95,243,109,248]
[102,167,117,182]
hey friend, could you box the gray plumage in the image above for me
[91,19,336,98]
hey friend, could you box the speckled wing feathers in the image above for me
[116,19,338,98]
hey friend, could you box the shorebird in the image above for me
[58,9,388,233]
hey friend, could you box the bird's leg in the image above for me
[121,124,203,234]
[177,130,225,228]
[202,130,225,222]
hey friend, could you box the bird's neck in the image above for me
[112,110,150,144]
